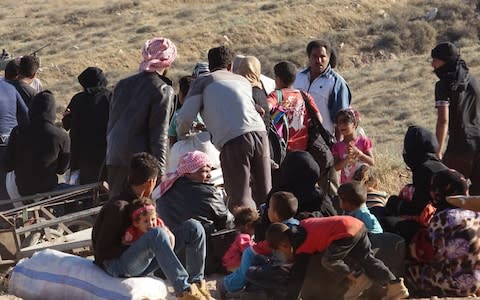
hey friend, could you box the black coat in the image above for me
[62,67,111,184]
[5,91,70,196]
[401,125,448,214]
[106,71,174,176]
[156,177,228,232]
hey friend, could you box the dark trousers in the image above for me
[443,149,480,196]
[220,131,271,210]
[321,227,396,283]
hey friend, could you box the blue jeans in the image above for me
[103,219,206,294]
[223,246,255,292]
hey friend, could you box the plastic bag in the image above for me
[167,131,220,173]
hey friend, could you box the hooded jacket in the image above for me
[402,126,448,215]
[106,72,174,176]
[5,91,70,196]
[62,67,111,184]
[434,58,480,152]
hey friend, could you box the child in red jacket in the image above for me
[267,216,409,300]
[122,197,174,248]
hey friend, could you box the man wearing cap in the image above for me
[106,37,177,196]
[431,41,480,195]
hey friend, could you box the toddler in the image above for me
[338,181,383,234]
[122,197,174,247]
[222,207,259,272]
[267,217,409,300]
[333,108,374,184]
[219,192,299,298]
[353,165,389,220]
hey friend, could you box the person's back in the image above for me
[296,216,364,254]
[10,55,40,108]
[106,38,176,196]
[5,91,70,196]
[0,79,28,138]
[184,69,265,148]
[63,67,111,184]
[107,71,173,167]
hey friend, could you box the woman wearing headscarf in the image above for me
[62,67,111,184]
[235,55,270,127]
[106,37,177,195]
[255,151,336,241]
[384,125,449,242]
[407,169,480,297]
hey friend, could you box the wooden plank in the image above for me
[15,206,101,235]
[18,228,92,258]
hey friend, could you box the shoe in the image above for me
[382,278,409,300]
[344,273,373,300]
[196,279,216,300]
[177,283,206,300]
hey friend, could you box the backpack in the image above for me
[268,90,289,167]
[300,90,335,174]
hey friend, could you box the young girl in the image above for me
[222,207,259,272]
[122,197,174,247]
[353,165,389,220]
[332,108,374,184]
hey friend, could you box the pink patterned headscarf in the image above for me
[159,151,212,197]
[139,37,177,72]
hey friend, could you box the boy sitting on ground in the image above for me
[218,192,299,298]
[266,217,409,300]
[338,181,383,234]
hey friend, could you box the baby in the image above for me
[122,197,174,248]
[222,207,259,272]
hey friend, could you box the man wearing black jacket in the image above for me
[5,90,70,196]
[431,42,480,195]
[106,37,176,196]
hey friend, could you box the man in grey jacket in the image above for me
[106,38,176,196]
[177,46,271,210]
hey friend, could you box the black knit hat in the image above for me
[431,42,460,62]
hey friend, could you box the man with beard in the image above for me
[431,42,480,195]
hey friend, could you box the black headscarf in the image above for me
[403,125,439,170]
[430,168,469,212]
[77,67,108,93]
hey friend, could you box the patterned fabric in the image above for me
[158,150,211,197]
[407,208,480,297]
[332,135,373,184]
[139,38,177,72]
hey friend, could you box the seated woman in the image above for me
[255,151,336,241]
[407,169,480,297]
[384,125,448,242]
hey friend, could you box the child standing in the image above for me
[338,181,383,234]
[267,61,322,151]
[122,197,174,248]
[222,207,259,272]
[333,108,374,184]
[267,217,409,300]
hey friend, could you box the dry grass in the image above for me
[1,0,480,193]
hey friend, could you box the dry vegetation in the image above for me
[1,0,480,193]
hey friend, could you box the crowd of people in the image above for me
[1,36,480,300]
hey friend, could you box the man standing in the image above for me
[176,46,270,210]
[106,37,176,196]
[431,42,480,195]
[0,77,28,205]
[9,55,39,108]
[294,40,351,138]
